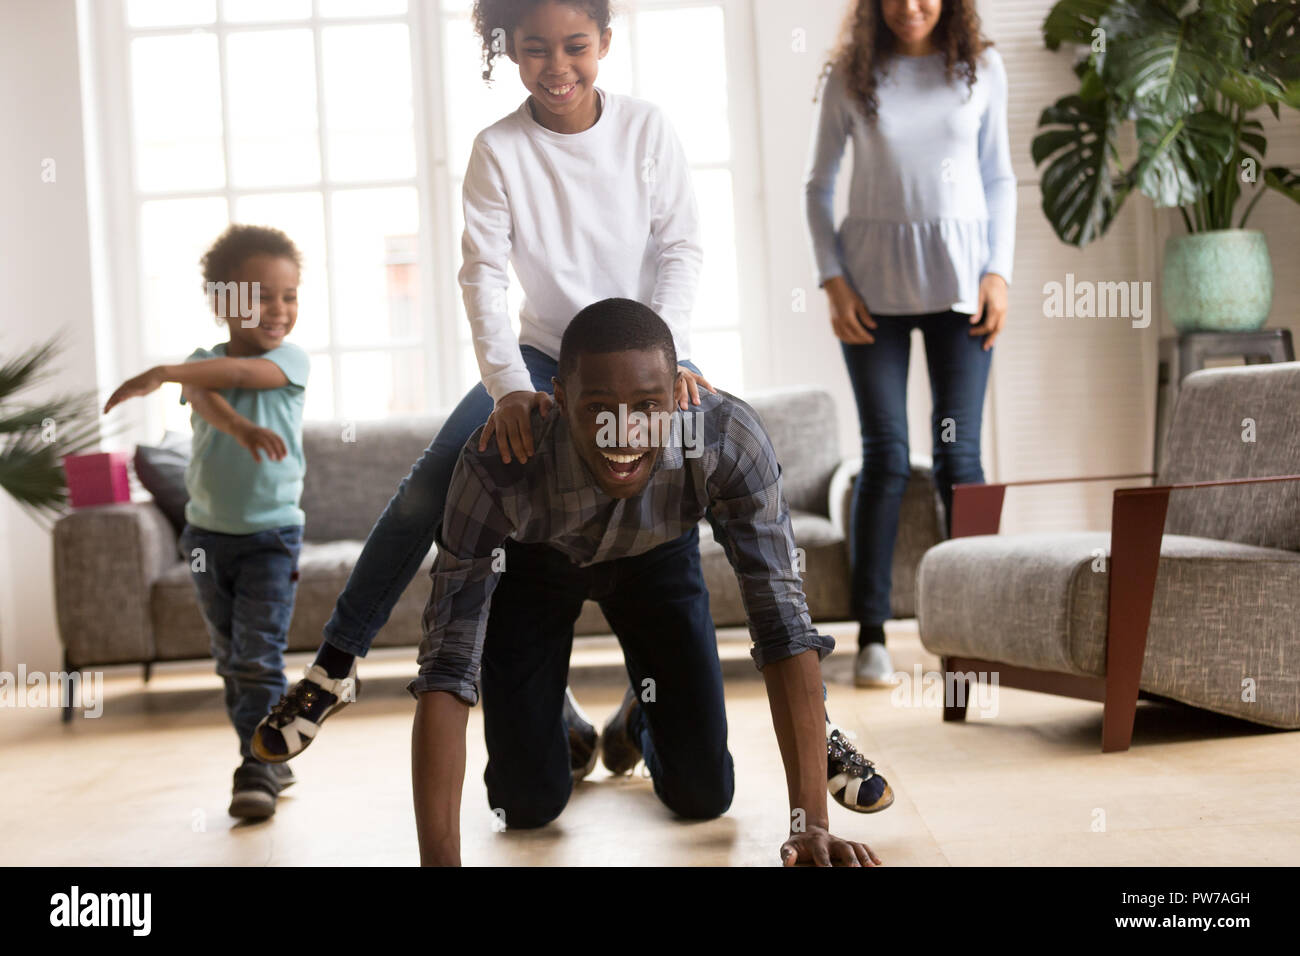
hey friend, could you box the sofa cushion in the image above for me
[300,416,448,544]
[743,388,840,517]
[151,540,438,660]
[132,432,191,538]
[917,532,1300,727]
[1159,363,1300,552]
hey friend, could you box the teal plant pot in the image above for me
[1163,229,1273,332]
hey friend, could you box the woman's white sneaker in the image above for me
[854,643,899,688]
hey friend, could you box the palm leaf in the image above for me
[1133,109,1237,207]
[1033,94,1126,246]
[1043,0,1117,50]
[1100,1,1242,117]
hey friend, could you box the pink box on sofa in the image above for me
[63,451,131,508]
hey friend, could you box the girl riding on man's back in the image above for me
[251,0,713,773]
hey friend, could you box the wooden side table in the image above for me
[1155,329,1295,472]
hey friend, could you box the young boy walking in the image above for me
[105,224,318,819]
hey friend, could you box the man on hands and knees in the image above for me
[411,298,883,866]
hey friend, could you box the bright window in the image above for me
[113,0,750,435]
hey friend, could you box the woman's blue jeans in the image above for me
[323,346,704,657]
[841,310,992,635]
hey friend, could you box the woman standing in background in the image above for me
[804,0,1016,686]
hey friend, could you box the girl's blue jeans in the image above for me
[841,310,992,634]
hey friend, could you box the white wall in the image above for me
[0,0,104,673]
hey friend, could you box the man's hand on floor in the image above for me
[781,825,882,867]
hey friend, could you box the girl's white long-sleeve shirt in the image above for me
[459,89,702,401]
[804,49,1017,316]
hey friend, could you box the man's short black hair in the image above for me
[557,298,678,382]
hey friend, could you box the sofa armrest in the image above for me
[1101,472,1300,750]
[53,502,178,669]
[951,472,1157,538]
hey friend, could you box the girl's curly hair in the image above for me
[472,0,613,82]
[819,0,990,120]
[200,224,302,290]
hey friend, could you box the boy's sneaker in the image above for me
[600,687,642,775]
[229,759,283,819]
[251,663,358,763]
[563,686,599,780]
[827,724,894,813]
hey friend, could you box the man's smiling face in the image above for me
[554,348,679,499]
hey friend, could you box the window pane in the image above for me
[338,351,426,419]
[321,24,415,181]
[691,330,743,394]
[441,16,528,176]
[138,198,231,359]
[635,6,730,164]
[127,0,215,28]
[226,30,320,187]
[303,353,335,421]
[330,188,421,346]
[692,168,740,331]
[234,192,330,350]
[223,0,310,21]
[130,35,224,191]
[320,0,407,16]
[160,383,192,435]
[598,12,633,94]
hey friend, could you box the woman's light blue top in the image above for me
[804,48,1017,316]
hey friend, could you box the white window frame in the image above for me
[87,0,771,437]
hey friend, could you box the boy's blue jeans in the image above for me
[179,523,303,760]
[322,346,705,657]
[841,310,992,632]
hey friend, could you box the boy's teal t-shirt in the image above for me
[182,342,310,535]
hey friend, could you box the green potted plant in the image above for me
[0,338,103,526]
[1032,0,1300,331]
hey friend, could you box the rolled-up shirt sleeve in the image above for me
[407,447,515,705]
[707,403,836,670]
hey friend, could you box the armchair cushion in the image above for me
[918,532,1300,727]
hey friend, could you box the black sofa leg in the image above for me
[61,653,76,723]
[142,662,152,684]
[941,658,969,722]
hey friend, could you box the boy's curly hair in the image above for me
[200,224,302,290]
[819,0,990,120]
[472,0,613,82]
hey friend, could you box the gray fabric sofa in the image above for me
[54,387,943,676]
[917,363,1300,748]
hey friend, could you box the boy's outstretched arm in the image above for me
[184,385,287,462]
[104,357,289,413]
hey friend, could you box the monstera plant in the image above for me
[1032,0,1300,330]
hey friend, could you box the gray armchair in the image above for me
[917,363,1300,751]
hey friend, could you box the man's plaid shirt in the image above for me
[410,390,835,704]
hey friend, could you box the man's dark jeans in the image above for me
[179,523,302,760]
[479,526,735,828]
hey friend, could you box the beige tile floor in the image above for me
[2,621,1296,866]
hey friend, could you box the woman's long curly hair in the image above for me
[472,0,613,83]
[820,0,990,119]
